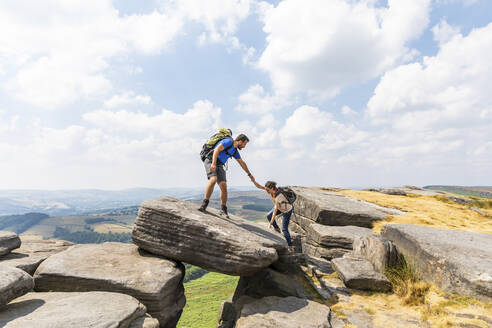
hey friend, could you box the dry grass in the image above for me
[93,223,132,234]
[337,190,492,234]
[326,191,492,326]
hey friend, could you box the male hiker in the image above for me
[198,133,255,218]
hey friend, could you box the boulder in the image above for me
[301,224,376,260]
[353,235,399,273]
[291,187,387,227]
[0,264,34,306]
[235,296,331,328]
[0,238,73,275]
[301,241,350,261]
[0,231,21,256]
[132,197,287,276]
[306,224,376,248]
[382,224,492,302]
[34,242,185,327]
[331,256,392,292]
[379,188,407,196]
[129,315,160,328]
[0,292,152,327]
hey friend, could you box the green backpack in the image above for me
[200,128,233,161]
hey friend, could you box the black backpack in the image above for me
[277,187,297,205]
[200,128,233,162]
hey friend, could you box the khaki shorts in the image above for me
[203,158,226,183]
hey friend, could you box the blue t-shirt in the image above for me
[215,138,241,164]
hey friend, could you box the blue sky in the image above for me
[0,0,490,189]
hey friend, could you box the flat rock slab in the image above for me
[291,187,387,227]
[382,224,492,302]
[306,224,376,248]
[132,197,287,276]
[235,296,331,328]
[0,292,150,328]
[331,256,392,292]
[0,264,34,306]
[302,241,350,261]
[0,238,73,275]
[34,242,185,327]
[0,231,21,256]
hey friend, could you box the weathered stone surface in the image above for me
[291,187,387,227]
[233,266,318,301]
[235,296,331,328]
[302,241,350,261]
[0,231,21,256]
[382,224,492,302]
[0,238,73,275]
[379,188,407,196]
[306,224,376,248]
[0,264,34,306]
[331,256,392,292]
[132,197,287,276]
[129,314,160,328]
[353,235,399,273]
[34,242,185,327]
[0,291,150,327]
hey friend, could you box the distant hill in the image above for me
[0,187,254,216]
[0,212,49,234]
[424,185,492,199]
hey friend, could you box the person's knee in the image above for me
[209,176,218,184]
[219,181,227,191]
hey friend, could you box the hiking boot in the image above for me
[198,199,209,213]
[219,205,230,218]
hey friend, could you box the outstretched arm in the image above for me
[251,179,265,190]
[235,158,254,182]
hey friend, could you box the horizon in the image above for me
[1,1,491,189]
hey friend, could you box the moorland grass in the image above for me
[177,272,239,328]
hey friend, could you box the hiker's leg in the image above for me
[218,181,228,206]
[266,208,280,230]
[204,176,217,200]
[281,210,293,246]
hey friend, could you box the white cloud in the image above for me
[0,1,185,109]
[84,100,222,137]
[0,0,256,109]
[168,0,253,45]
[257,0,430,97]
[104,92,152,108]
[367,22,492,131]
[235,84,290,114]
[341,105,356,117]
[432,19,461,45]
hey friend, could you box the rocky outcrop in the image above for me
[302,224,376,261]
[0,231,21,256]
[0,292,156,327]
[331,256,392,292]
[132,197,287,276]
[0,264,34,306]
[235,296,331,328]
[290,187,388,228]
[353,235,399,273]
[34,242,185,327]
[382,224,492,302]
[0,238,73,275]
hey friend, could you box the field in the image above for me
[177,272,239,328]
[337,190,492,234]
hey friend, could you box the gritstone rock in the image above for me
[132,197,287,276]
[34,242,185,327]
[382,224,492,302]
[0,231,21,256]
[0,264,34,306]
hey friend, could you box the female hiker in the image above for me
[251,179,294,252]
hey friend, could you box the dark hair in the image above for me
[265,181,277,190]
[235,134,249,142]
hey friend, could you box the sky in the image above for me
[0,0,491,190]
